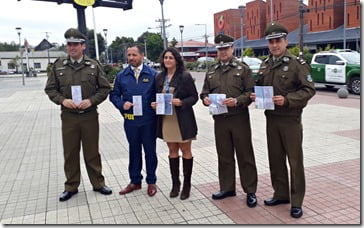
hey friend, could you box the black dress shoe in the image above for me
[247,193,257,208]
[93,185,112,195]
[59,190,78,202]
[264,198,290,206]
[291,207,303,218]
[212,191,236,200]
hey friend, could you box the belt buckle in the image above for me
[78,110,85,114]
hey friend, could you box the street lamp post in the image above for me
[15,27,25,86]
[144,37,148,60]
[179,25,184,60]
[239,5,245,58]
[195,23,208,70]
[103,28,109,63]
[159,0,167,49]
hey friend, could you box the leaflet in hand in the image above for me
[71,85,82,105]
[254,86,274,110]
[208,93,228,115]
[156,93,173,115]
[132,95,143,116]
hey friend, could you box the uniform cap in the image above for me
[64,28,86,43]
[264,22,288,40]
[214,34,234,49]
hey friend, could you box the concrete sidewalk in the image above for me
[0,74,360,224]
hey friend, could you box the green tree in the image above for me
[110,36,135,64]
[86,29,106,60]
[242,47,254,57]
[0,42,19,51]
[137,32,164,62]
[170,37,178,47]
[145,33,163,62]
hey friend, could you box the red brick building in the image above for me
[245,0,266,40]
[213,8,245,40]
[307,0,360,32]
[266,0,308,33]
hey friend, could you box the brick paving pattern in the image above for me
[0,73,360,224]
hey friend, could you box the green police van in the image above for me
[310,49,360,95]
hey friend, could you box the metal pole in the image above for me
[45,32,51,64]
[144,37,147,59]
[159,0,167,49]
[16,27,24,86]
[343,0,346,49]
[239,6,245,58]
[92,7,100,60]
[179,25,184,60]
[270,0,273,22]
[204,24,208,70]
[299,0,304,57]
[103,29,108,63]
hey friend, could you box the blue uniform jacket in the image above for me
[109,64,157,125]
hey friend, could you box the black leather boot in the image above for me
[180,157,193,200]
[169,156,180,198]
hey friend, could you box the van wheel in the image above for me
[349,76,360,95]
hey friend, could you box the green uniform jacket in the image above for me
[256,50,316,116]
[45,55,111,112]
[200,57,254,115]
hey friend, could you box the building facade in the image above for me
[213,8,245,40]
[0,51,67,73]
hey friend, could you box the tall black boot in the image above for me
[180,157,193,200]
[169,156,180,198]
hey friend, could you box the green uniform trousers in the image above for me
[214,112,258,193]
[266,114,305,207]
[61,110,105,192]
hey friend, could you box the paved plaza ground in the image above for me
[0,73,360,225]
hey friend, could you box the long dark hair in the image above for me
[159,47,185,75]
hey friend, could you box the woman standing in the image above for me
[151,47,198,200]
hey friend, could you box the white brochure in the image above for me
[208,93,228,115]
[254,86,274,110]
[132,95,143,116]
[71,85,82,105]
[156,93,173,115]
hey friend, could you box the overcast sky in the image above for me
[2,0,310,47]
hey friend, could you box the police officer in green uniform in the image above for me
[200,34,258,208]
[250,22,315,218]
[45,28,112,201]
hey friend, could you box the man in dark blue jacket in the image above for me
[109,44,158,197]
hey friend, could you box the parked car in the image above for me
[310,49,360,94]
[238,56,262,79]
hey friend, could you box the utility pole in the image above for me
[239,5,245,58]
[44,32,51,64]
[343,0,347,49]
[299,0,304,58]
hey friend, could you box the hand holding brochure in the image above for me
[254,86,274,110]
[208,93,228,115]
[156,93,173,115]
[71,85,82,105]
[132,95,143,116]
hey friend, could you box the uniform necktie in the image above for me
[134,67,140,83]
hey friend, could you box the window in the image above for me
[317,14,319,25]
[321,13,324,24]
[8,63,15,69]
[328,55,341,65]
[34,63,41,69]
[315,55,328,64]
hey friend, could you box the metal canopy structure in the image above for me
[18,0,133,54]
